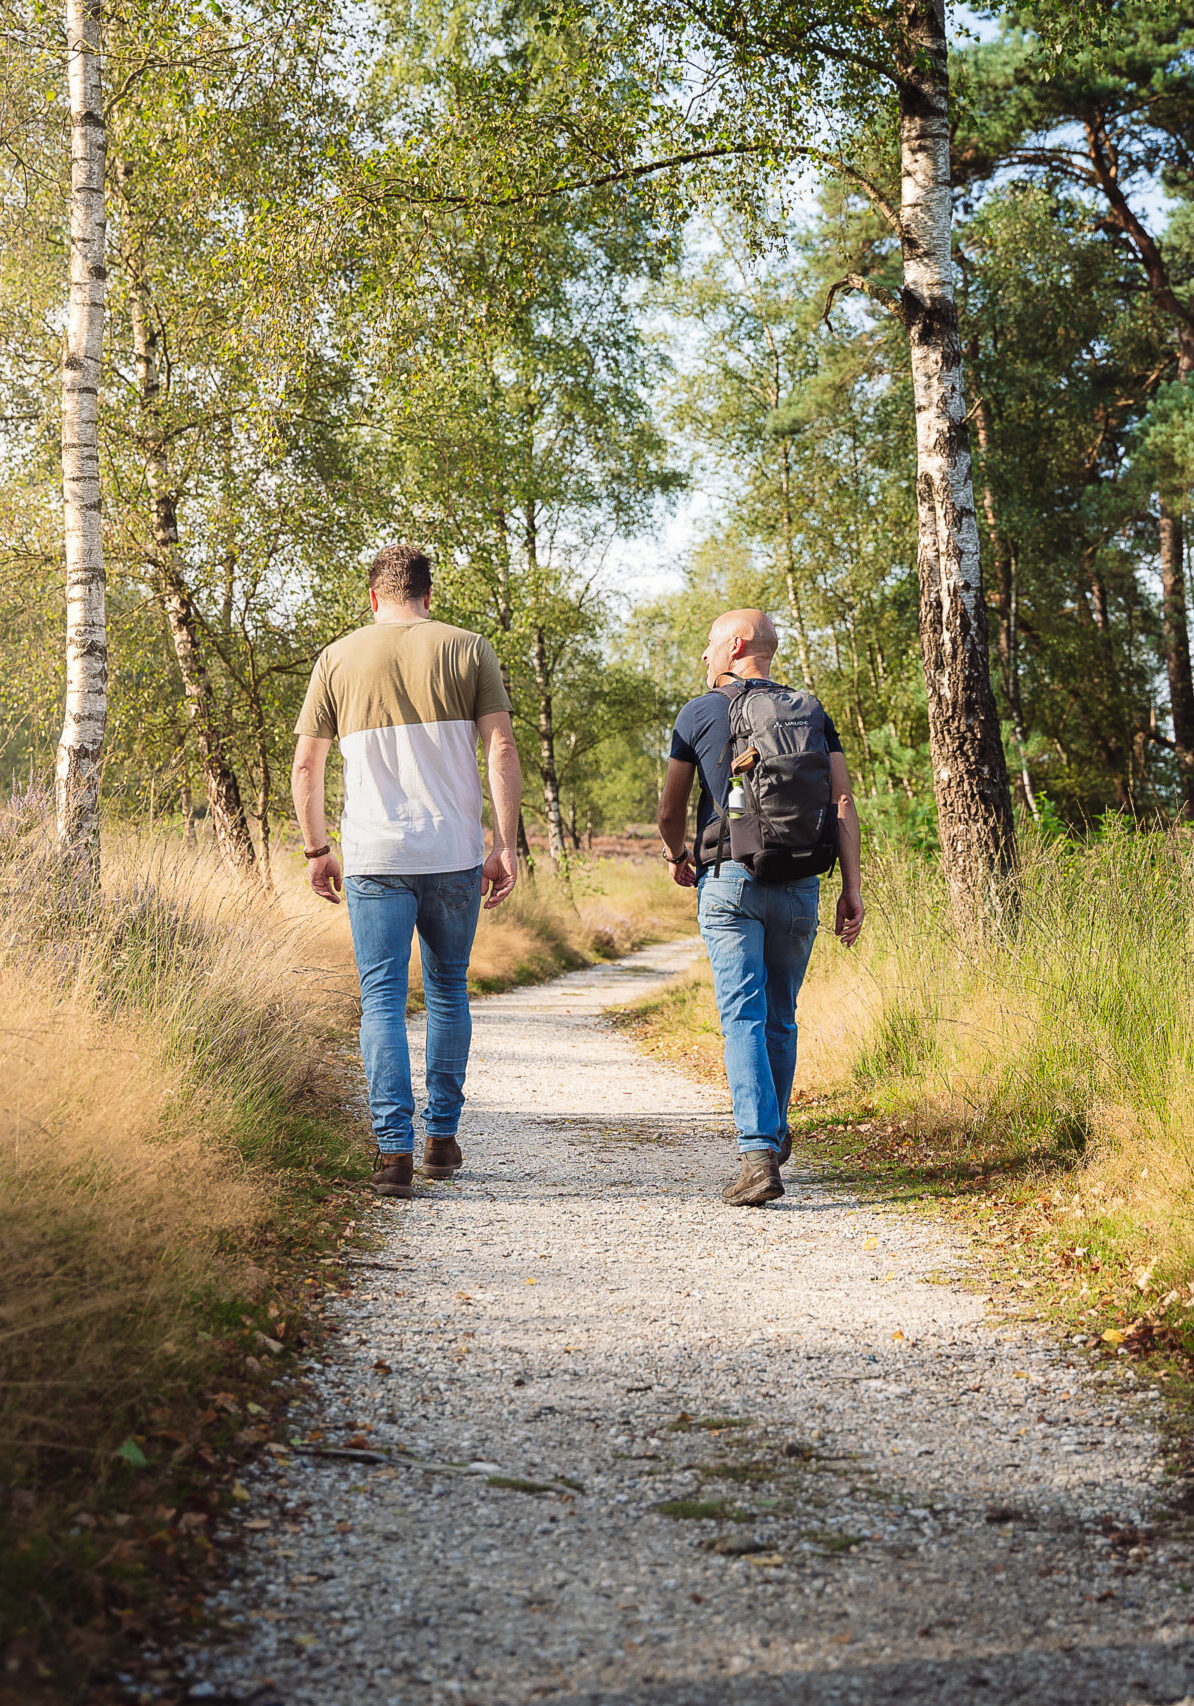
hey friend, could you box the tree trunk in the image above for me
[896,0,1015,916]
[532,624,566,864]
[516,812,533,868]
[245,658,275,894]
[55,0,108,869]
[493,504,535,875]
[1159,500,1194,816]
[125,233,256,875]
[523,503,566,866]
[1160,336,1194,820]
[969,370,1039,821]
[180,781,197,849]
[157,566,257,874]
[778,441,816,689]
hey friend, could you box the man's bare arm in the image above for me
[478,711,522,909]
[657,758,697,888]
[830,750,864,945]
[291,734,342,904]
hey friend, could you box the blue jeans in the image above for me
[345,869,482,1155]
[697,860,820,1154]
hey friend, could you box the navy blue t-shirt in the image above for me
[670,682,843,871]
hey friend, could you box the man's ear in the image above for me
[369,587,379,612]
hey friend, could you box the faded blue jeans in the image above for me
[345,868,482,1156]
[697,860,820,1154]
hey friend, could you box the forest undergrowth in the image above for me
[0,798,695,1706]
[614,823,1194,1379]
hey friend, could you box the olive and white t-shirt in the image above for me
[295,620,512,877]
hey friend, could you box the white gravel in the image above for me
[182,939,1194,1705]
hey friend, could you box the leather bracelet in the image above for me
[662,845,690,865]
[303,843,332,861]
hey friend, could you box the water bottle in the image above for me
[728,777,747,819]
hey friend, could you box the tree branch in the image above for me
[828,159,901,234]
[823,272,908,330]
[366,142,900,225]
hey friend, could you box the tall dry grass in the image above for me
[0,797,363,1507]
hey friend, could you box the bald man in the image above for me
[657,609,864,1206]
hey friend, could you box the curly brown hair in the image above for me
[369,543,432,604]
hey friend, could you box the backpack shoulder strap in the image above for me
[709,679,750,876]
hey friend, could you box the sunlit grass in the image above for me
[613,823,1194,1356]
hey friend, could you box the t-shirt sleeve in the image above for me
[473,639,513,720]
[824,714,844,754]
[670,705,698,766]
[294,652,337,739]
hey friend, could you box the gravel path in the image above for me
[187,939,1194,1706]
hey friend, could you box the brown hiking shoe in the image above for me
[722,1150,784,1207]
[371,1152,413,1198]
[423,1136,463,1179]
[777,1128,792,1167]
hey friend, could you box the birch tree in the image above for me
[55,0,107,865]
[684,0,1017,914]
[885,1,1014,912]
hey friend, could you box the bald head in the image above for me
[702,607,778,687]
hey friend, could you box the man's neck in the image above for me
[730,657,772,681]
[374,602,431,626]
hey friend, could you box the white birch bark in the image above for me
[895,0,1015,918]
[55,0,108,866]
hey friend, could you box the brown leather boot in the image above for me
[370,1152,413,1198]
[423,1136,463,1179]
[722,1150,784,1207]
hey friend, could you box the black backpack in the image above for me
[710,679,839,884]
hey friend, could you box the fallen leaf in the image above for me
[1101,1329,1125,1346]
[891,1330,905,1341]
[525,1278,538,1285]
[293,1633,318,1648]
[373,1360,392,1374]
[243,1518,271,1531]
[231,1481,251,1503]
[863,1237,878,1250]
[115,1438,148,1468]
